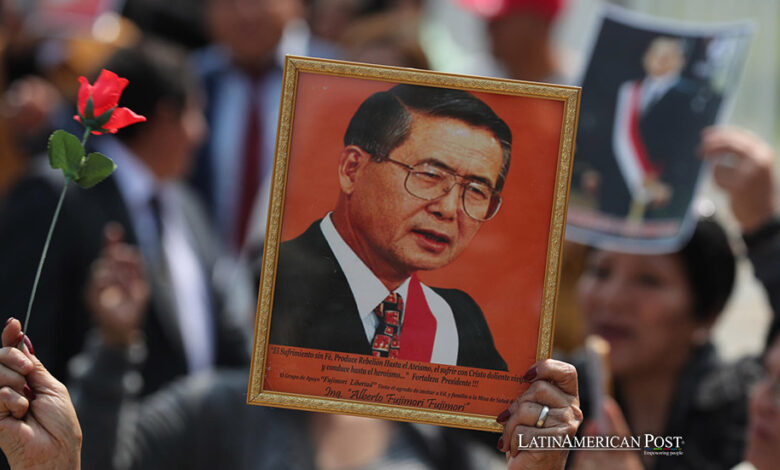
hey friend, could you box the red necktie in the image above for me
[235,83,261,250]
[398,274,437,362]
[371,292,404,358]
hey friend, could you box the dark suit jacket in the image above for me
[0,163,248,395]
[188,41,342,226]
[269,221,507,371]
[588,78,720,220]
[639,78,720,220]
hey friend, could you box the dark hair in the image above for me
[343,84,513,191]
[100,39,198,142]
[679,218,736,323]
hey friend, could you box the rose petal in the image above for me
[102,107,147,134]
[76,76,92,117]
[91,70,129,117]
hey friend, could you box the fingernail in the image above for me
[497,437,504,451]
[23,384,35,401]
[496,408,511,423]
[4,317,15,327]
[23,335,34,355]
[522,366,538,382]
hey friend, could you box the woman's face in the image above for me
[578,250,700,378]
[746,339,780,470]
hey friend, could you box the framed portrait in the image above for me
[248,56,580,432]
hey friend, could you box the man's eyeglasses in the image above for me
[380,157,502,221]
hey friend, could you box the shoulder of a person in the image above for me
[0,159,81,220]
[9,159,65,196]
[277,220,328,261]
[672,77,701,94]
[190,368,248,401]
[181,369,310,429]
[189,44,231,78]
[695,353,762,410]
[429,286,479,310]
[274,219,335,293]
[153,368,251,423]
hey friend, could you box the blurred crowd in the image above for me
[0,0,777,469]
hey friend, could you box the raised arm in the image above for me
[700,126,780,345]
[74,224,222,470]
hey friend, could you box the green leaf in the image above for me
[74,152,116,188]
[47,130,84,180]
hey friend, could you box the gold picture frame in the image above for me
[248,56,580,432]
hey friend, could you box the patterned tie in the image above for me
[371,292,404,358]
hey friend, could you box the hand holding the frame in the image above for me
[497,359,583,470]
[699,126,777,233]
[0,318,81,469]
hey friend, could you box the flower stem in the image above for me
[21,180,70,338]
[19,127,90,346]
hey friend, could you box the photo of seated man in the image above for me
[269,84,510,372]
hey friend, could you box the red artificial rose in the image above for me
[73,69,146,134]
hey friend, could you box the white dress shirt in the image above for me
[319,214,459,365]
[100,137,215,373]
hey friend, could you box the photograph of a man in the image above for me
[612,36,717,222]
[567,7,751,251]
[269,84,509,372]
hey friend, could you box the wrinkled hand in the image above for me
[0,318,81,469]
[85,223,149,347]
[568,396,643,470]
[497,359,583,470]
[699,126,777,233]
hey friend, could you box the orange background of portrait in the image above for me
[277,72,565,374]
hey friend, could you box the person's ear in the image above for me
[337,145,371,195]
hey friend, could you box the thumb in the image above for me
[1,318,22,348]
[2,320,57,394]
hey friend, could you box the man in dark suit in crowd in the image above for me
[0,40,248,396]
[270,84,508,371]
[189,0,340,256]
